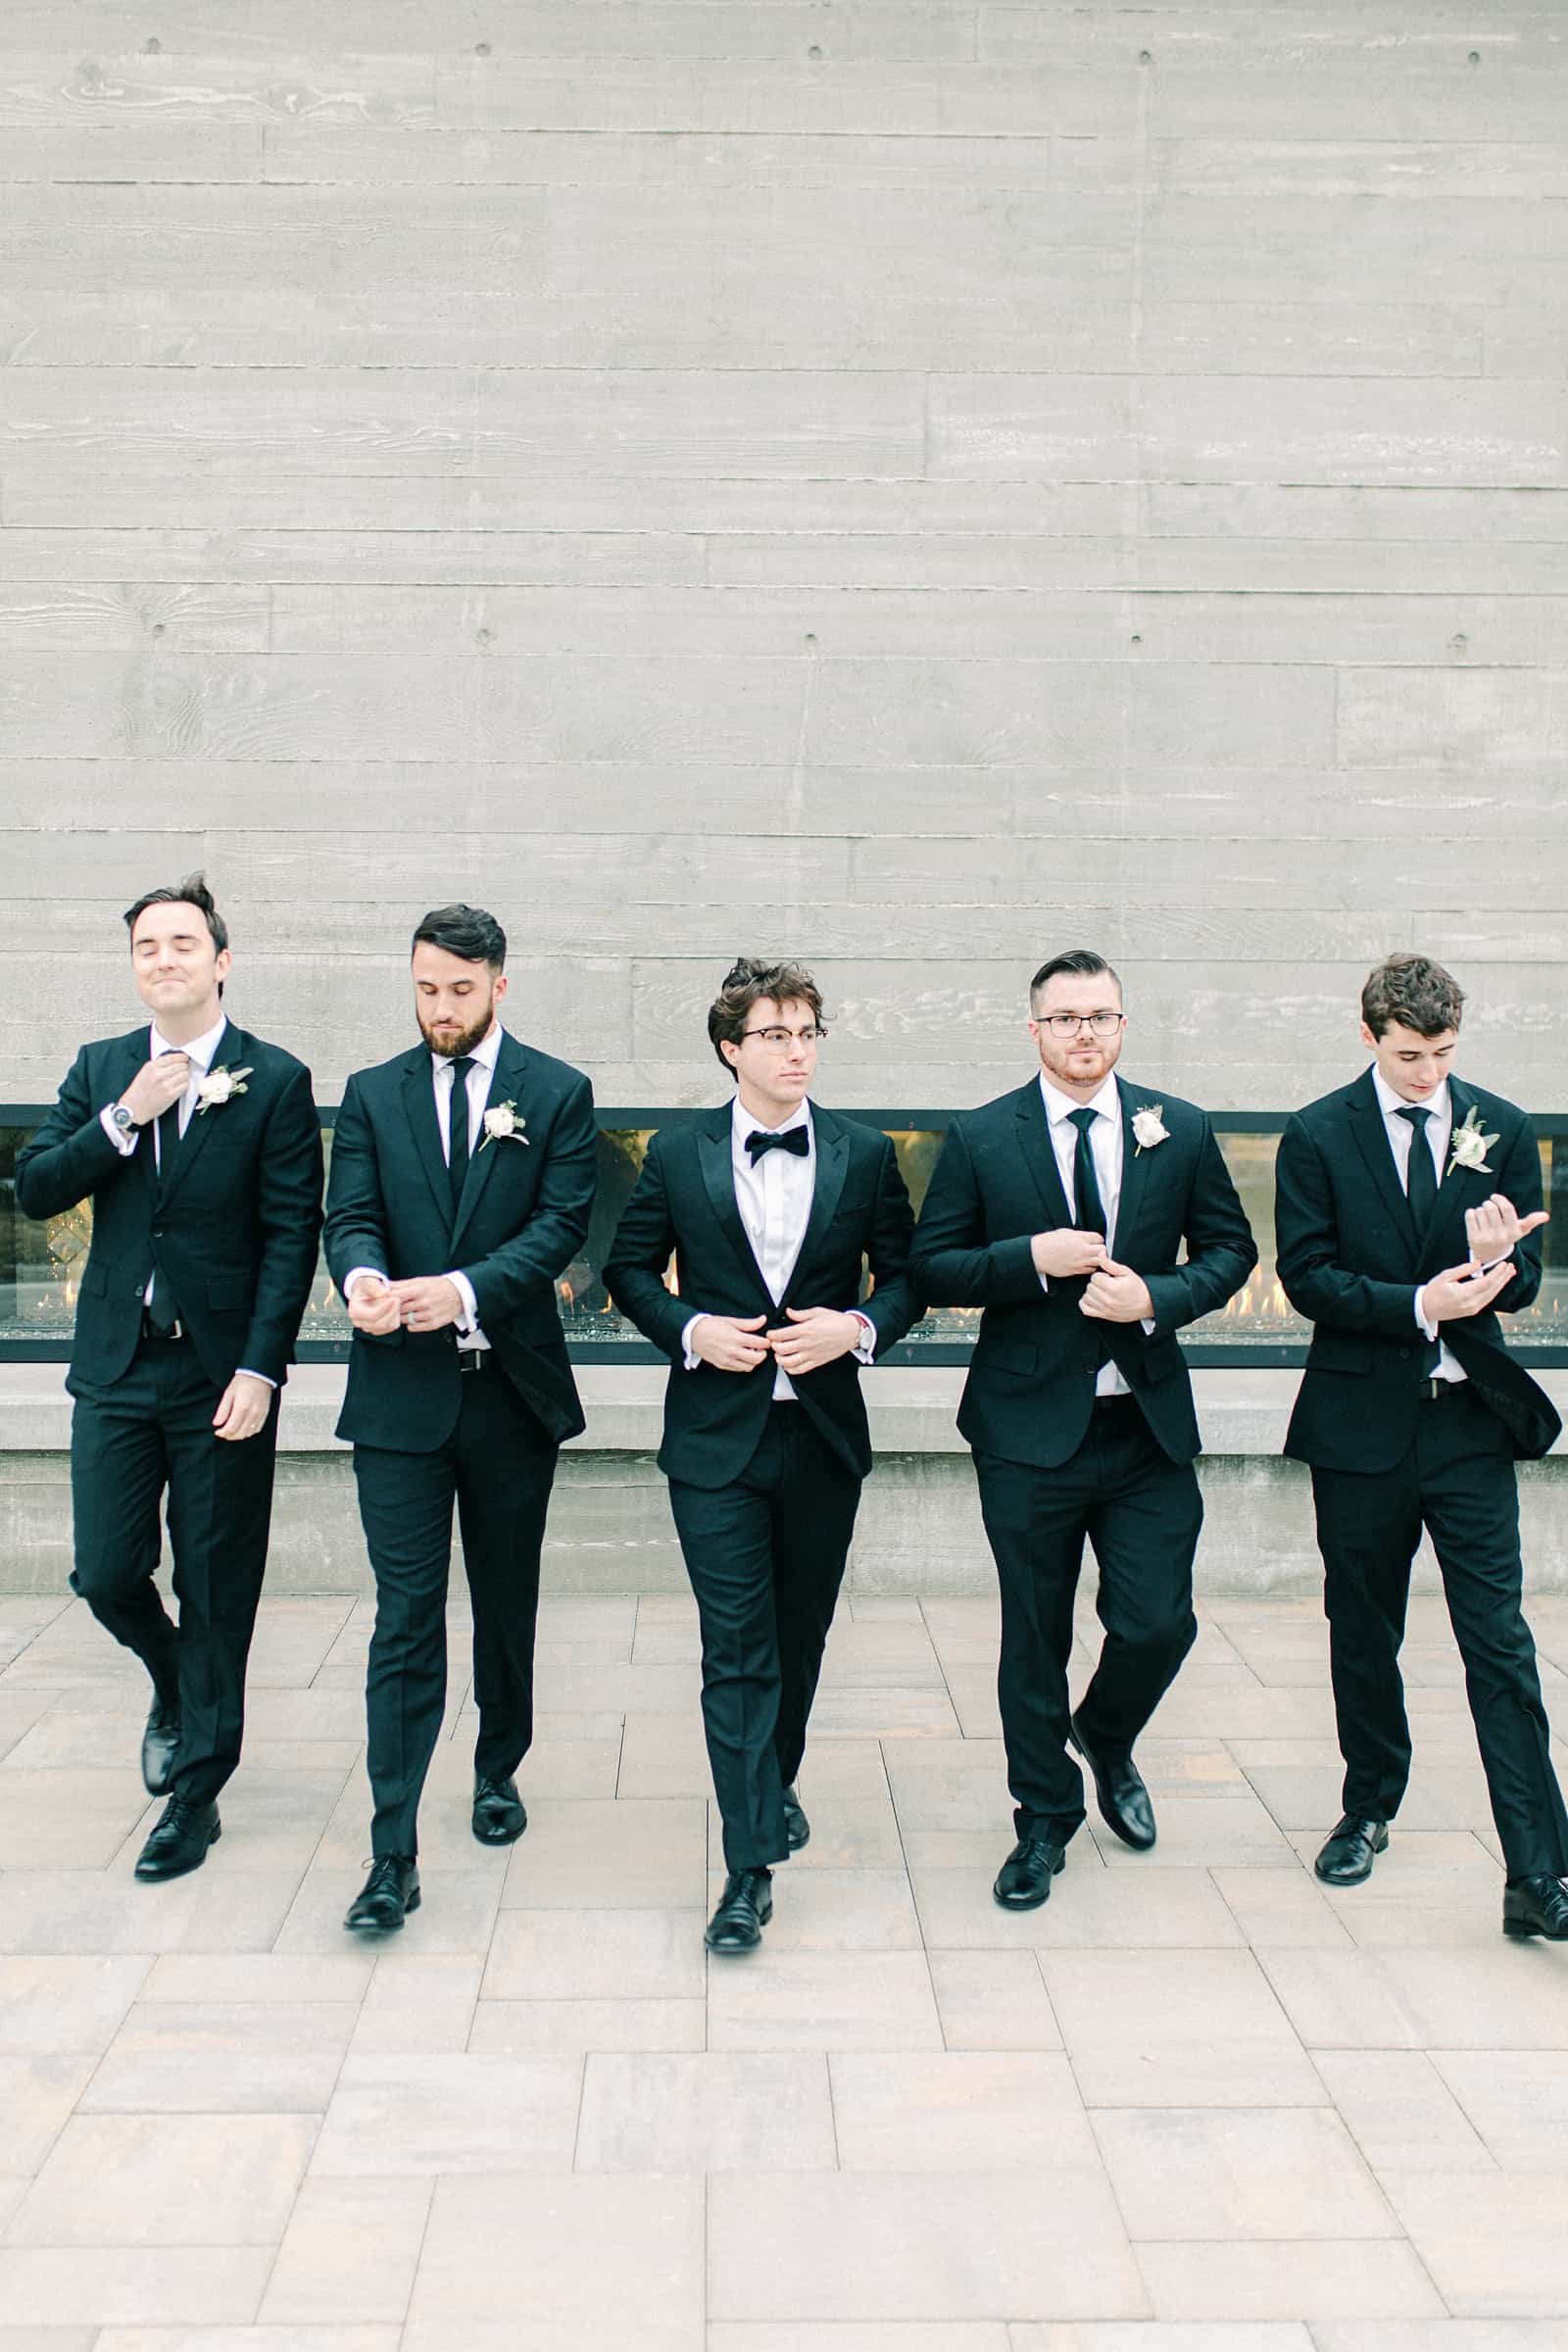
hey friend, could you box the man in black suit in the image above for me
[910,950,1256,1910]
[605,958,920,1953]
[17,875,322,1883]
[1276,952,1568,1940]
[323,904,596,1933]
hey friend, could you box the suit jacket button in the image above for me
[1398,1346,1411,1359]
[151,1226,165,1240]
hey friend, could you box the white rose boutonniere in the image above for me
[1449,1103,1499,1175]
[479,1101,527,1151]
[194,1064,252,1113]
[1131,1104,1169,1155]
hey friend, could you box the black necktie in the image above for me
[1398,1105,1438,1232]
[1068,1106,1107,1237]
[446,1054,475,1210]
[747,1125,810,1163]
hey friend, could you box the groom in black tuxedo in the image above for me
[605,958,920,1953]
[1277,952,1568,1939]
[323,904,596,1933]
[16,875,322,1883]
[910,950,1256,1909]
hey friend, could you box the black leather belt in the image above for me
[1094,1392,1139,1414]
[1419,1377,1467,1402]
[458,1349,489,1375]
[141,1312,185,1342]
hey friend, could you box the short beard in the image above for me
[417,1001,494,1060]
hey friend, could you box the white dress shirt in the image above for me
[100,1012,273,1385]
[1037,1069,1154,1399]
[682,1096,875,1399]
[1371,1066,1464,1385]
[345,1021,501,1351]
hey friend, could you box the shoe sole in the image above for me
[1503,1915,1568,1940]
[134,1819,220,1885]
[344,1886,421,1935]
[472,1818,527,1846]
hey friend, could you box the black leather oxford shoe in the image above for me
[1069,1712,1156,1851]
[140,1697,181,1797]
[1503,1874,1568,1940]
[1314,1815,1389,1885]
[134,1797,220,1883]
[471,1775,527,1846]
[705,1868,772,1953]
[782,1785,810,1851]
[344,1855,420,1934]
[993,1838,1066,1910]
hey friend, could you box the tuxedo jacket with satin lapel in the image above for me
[323,1031,596,1451]
[909,1076,1257,1471]
[1277,1070,1559,1470]
[603,1102,921,1488]
[15,1021,322,1394]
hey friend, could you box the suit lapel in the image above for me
[784,1103,850,1302]
[401,1047,454,1232]
[1346,1070,1420,1254]
[1111,1076,1156,1252]
[1014,1081,1074,1230]
[155,1018,233,1210]
[697,1104,772,1302]
[450,1032,518,1255]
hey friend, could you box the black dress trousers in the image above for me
[1312,1382,1568,1880]
[974,1397,1202,1846]
[352,1363,560,1859]
[70,1334,280,1806]
[668,1402,862,1873]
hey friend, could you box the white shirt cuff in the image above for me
[445,1269,479,1333]
[849,1310,877,1364]
[344,1266,388,1302]
[1038,1271,1050,1294]
[236,1368,276,1389]
[100,1105,137,1156]
[681,1312,708,1369]
[1413,1287,1439,1343]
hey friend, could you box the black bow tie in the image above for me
[746,1125,810,1163]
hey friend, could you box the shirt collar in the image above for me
[149,1013,228,1074]
[1372,1066,1449,1126]
[731,1094,812,1148]
[1039,1069,1119,1127]
[432,1021,504,1076]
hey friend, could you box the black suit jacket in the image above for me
[16,1020,322,1394]
[909,1076,1257,1470]
[323,1030,596,1450]
[1276,1070,1559,1469]
[603,1102,922,1487]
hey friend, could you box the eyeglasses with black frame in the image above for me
[739,1024,829,1049]
[1033,1010,1125,1039]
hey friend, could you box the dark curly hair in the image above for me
[707,956,826,1071]
[1361,952,1464,1040]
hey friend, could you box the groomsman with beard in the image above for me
[910,951,1256,1909]
[324,905,596,1934]
[16,875,322,1882]
[1277,952,1568,1938]
[605,958,920,1953]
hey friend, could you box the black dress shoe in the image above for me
[1069,1711,1156,1851]
[134,1797,220,1883]
[471,1775,527,1846]
[993,1838,1065,1910]
[705,1868,772,1953]
[782,1785,809,1851]
[1314,1814,1389,1885]
[344,1855,420,1934]
[1503,1874,1568,1940]
[140,1697,181,1797]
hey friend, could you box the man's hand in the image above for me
[1465,1192,1549,1263]
[1080,1256,1155,1324]
[770,1306,864,1377]
[1032,1228,1107,1279]
[346,1273,402,1336]
[1423,1257,1517,1324]
[387,1276,465,1334]
[691,1313,770,1372]
[118,1053,190,1128]
[212,1371,272,1443]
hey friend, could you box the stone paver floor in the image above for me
[2,1583,1568,2351]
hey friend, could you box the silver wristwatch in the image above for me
[110,1102,136,1138]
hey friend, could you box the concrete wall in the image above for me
[3,6,1566,1112]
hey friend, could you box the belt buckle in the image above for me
[458,1349,485,1375]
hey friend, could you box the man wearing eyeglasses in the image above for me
[911,950,1256,1910]
[605,957,921,1953]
